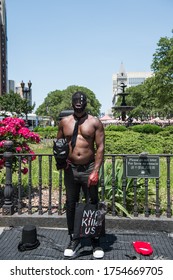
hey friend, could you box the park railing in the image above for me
[0,140,172,219]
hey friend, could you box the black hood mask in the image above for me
[72,92,87,113]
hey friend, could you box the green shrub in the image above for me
[105,125,127,132]
[104,130,171,154]
[44,126,57,132]
[105,131,147,154]
[34,126,57,132]
[33,124,173,154]
[33,127,44,132]
[129,124,163,134]
[158,130,172,137]
[163,126,173,134]
[161,139,173,153]
[33,126,57,138]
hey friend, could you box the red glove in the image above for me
[88,170,99,186]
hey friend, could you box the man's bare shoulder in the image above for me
[88,114,103,127]
[60,114,74,124]
[88,114,98,121]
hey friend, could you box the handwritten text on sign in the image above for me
[81,209,101,235]
[126,156,160,178]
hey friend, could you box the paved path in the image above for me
[0,226,173,260]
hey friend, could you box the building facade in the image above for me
[112,63,153,104]
[15,82,32,107]
[8,79,15,92]
[0,0,7,96]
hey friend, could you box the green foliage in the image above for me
[33,124,173,154]
[0,92,35,116]
[105,131,146,154]
[35,85,101,123]
[33,126,57,139]
[5,153,61,192]
[34,126,57,132]
[118,32,173,119]
[1,138,171,215]
[105,125,127,132]
[33,127,46,132]
[151,35,173,83]
[129,124,163,134]
[99,160,154,216]
[163,126,173,134]
[161,139,173,154]
[104,130,168,154]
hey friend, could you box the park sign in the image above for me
[126,155,160,178]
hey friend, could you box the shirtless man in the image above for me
[57,91,105,258]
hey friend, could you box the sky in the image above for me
[5,0,173,114]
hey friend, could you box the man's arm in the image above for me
[93,119,105,172]
[88,119,105,186]
[57,120,64,139]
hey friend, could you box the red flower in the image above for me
[18,127,31,138]
[21,167,28,174]
[0,117,41,175]
[29,150,36,161]
[22,142,31,151]
[0,140,5,148]
[16,146,22,152]
[22,158,28,164]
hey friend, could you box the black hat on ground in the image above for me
[18,225,40,252]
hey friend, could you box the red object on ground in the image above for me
[133,241,153,255]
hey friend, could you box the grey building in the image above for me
[8,79,15,92]
[112,63,153,104]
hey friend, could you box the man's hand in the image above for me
[56,159,70,170]
[88,170,99,186]
[56,160,67,170]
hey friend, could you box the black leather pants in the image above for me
[64,161,99,235]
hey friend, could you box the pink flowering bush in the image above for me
[0,117,41,174]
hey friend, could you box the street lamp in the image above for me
[21,80,32,127]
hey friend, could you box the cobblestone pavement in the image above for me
[0,226,173,260]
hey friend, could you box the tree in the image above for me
[35,85,101,123]
[151,33,173,116]
[0,91,35,117]
[125,77,161,119]
[116,31,173,119]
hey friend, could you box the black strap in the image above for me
[71,119,79,150]
[71,112,88,150]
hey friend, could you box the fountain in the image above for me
[112,82,135,121]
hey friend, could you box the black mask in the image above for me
[72,92,87,113]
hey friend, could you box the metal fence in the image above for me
[0,140,173,219]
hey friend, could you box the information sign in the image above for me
[126,155,160,178]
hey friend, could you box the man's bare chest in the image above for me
[63,122,94,139]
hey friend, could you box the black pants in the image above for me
[64,161,99,235]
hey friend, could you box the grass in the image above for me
[0,140,62,191]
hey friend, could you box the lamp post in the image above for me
[21,80,32,127]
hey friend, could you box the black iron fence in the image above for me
[0,140,173,218]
